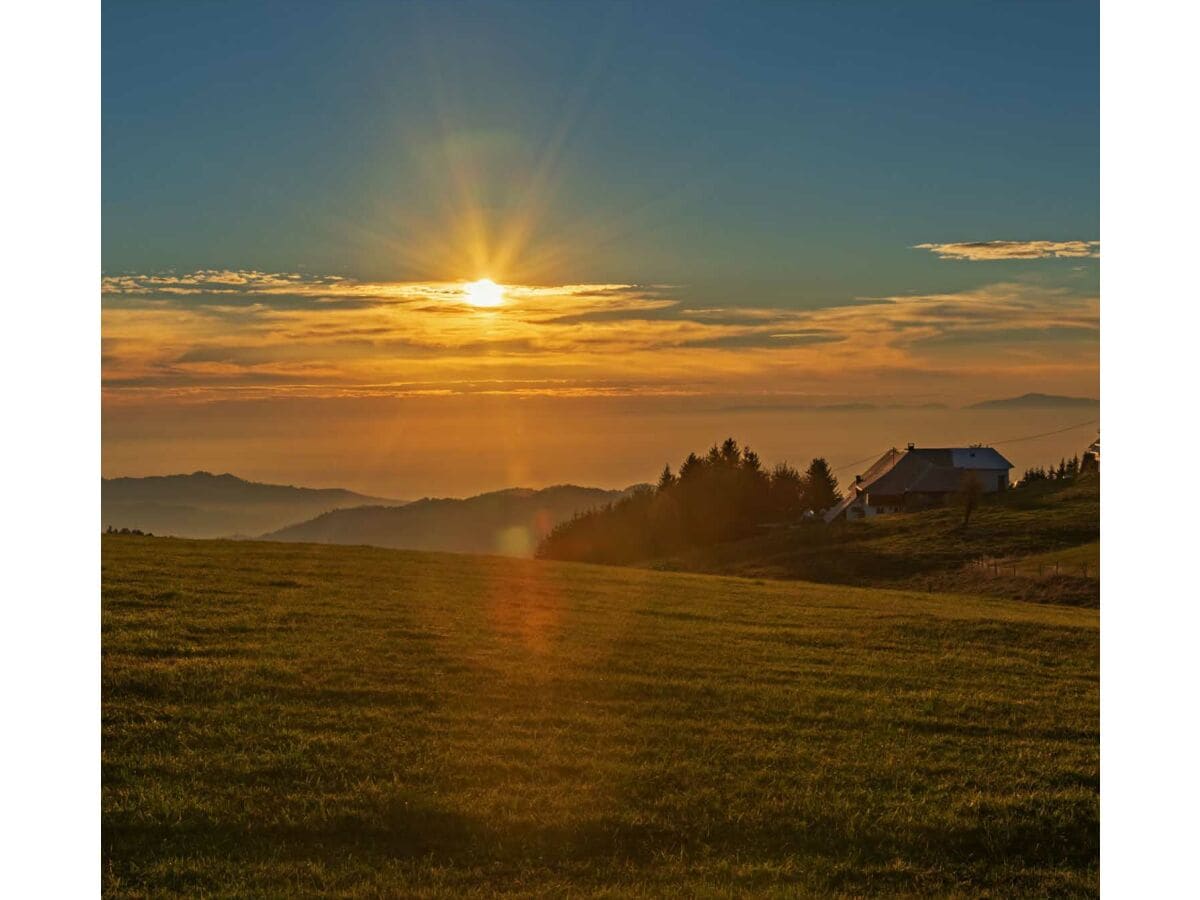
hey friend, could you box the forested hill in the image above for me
[263,485,636,557]
[538,438,842,565]
[536,437,1099,606]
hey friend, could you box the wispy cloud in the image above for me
[101,271,1097,404]
[913,240,1099,261]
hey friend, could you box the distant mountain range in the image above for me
[262,485,637,557]
[102,472,403,538]
[103,472,635,555]
[967,392,1099,410]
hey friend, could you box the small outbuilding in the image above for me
[824,444,1013,523]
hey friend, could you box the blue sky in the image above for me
[103,0,1098,303]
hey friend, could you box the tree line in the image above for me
[1015,453,1096,488]
[536,438,841,565]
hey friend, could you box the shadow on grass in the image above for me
[105,791,1098,874]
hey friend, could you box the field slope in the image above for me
[654,477,1100,606]
[103,536,1098,897]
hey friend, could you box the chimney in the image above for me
[906,442,915,451]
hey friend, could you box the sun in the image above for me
[463,278,505,307]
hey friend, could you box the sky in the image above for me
[102,0,1099,497]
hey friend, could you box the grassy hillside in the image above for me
[103,536,1098,896]
[264,485,633,557]
[1009,540,1100,577]
[655,476,1100,606]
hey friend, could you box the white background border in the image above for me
[2,0,1198,893]
[2,0,100,894]
[1101,0,1200,894]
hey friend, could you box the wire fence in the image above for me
[970,558,1096,579]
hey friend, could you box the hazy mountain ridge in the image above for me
[263,484,641,557]
[103,471,403,538]
[967,392,1098,410]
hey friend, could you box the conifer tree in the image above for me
[657,464,677,492]
[801,457,842,512]
[769,462,804,517]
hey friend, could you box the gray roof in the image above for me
[855,445,1012,497]
[948,447,1012,469]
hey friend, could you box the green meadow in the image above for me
[103,536,1098,897]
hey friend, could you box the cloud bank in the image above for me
[102,270,1098,405]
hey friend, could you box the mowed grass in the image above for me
[103,536,1099,897]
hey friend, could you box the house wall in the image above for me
[976,469,1010,492]
[849,496,905,518]
[846,501,878,520]
[869,492,949,511]
[841,466,1012,522]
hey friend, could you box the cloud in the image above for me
[913,240,1099,261]
[101,271,1097,405]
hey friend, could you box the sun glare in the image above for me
[464,278,505,307]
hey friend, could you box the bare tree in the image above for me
[958,470,983,529]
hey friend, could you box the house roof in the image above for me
[854,445,1012,497]
[947,447,1012,470]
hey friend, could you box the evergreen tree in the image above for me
[656,464,677,493]
[678,452,703,482]
[801,458,842,512]
[739,446,771,523]
[769,462,805,517]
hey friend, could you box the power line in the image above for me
[832,450,890,473]
[980,418,1098,447]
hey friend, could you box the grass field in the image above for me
[1004,541,1100,579]
[103,536,1099,897]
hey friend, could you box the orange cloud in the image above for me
[914,240,1099,260]
[102,272,1097,406]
